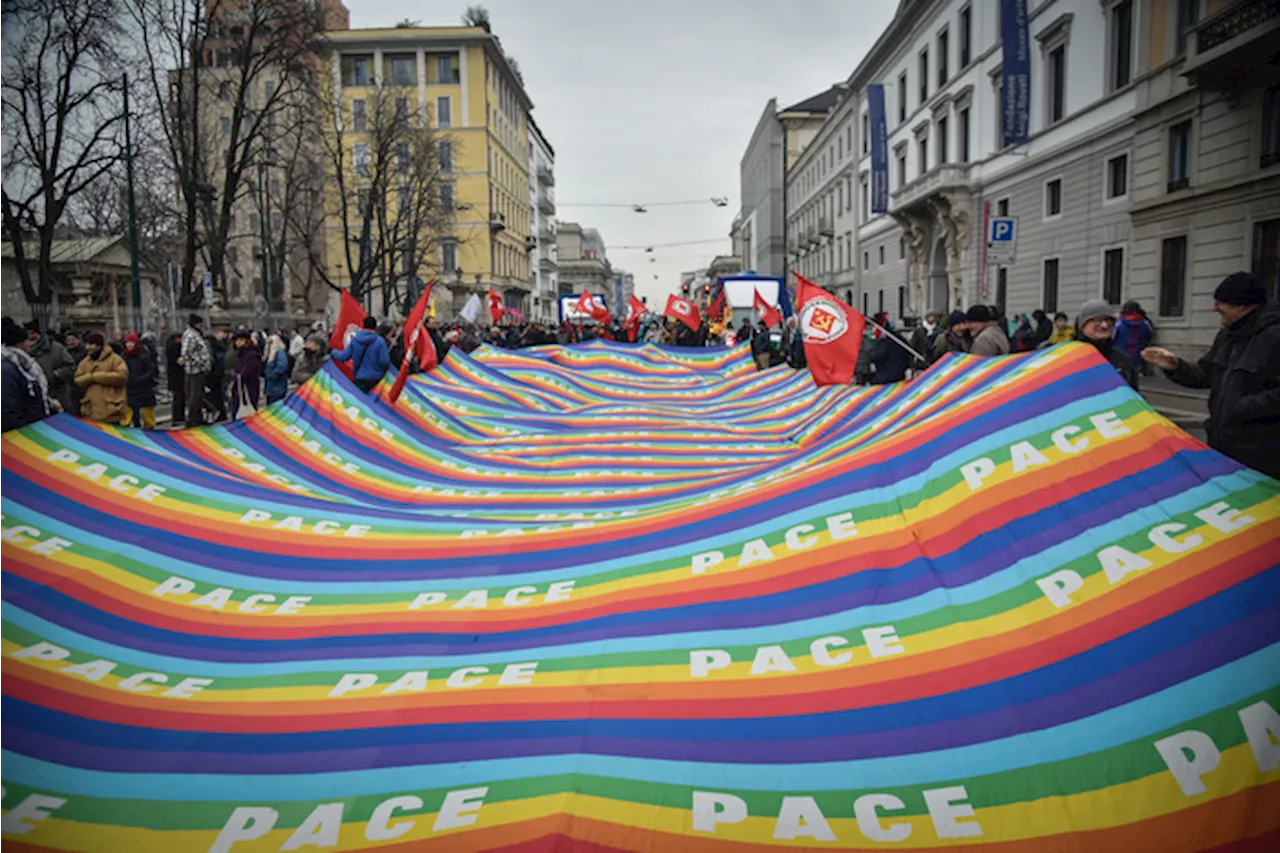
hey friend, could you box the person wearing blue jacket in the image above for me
[331,316,390,394]
[262,333,290,404]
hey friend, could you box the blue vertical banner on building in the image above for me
[1000,0,1031,147]
[867,83,889,214]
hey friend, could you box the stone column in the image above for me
[892,211,931,316]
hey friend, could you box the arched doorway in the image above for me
[929,238,949,313]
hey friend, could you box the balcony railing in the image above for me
[818,216,834,238]
[1195,0,1280,54]
[537,192,555,215]
[539,225,556,243]
[536,164,554,186]
[890,163,972,213]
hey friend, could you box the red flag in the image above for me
[487,287,505,324]
[387,280,435,403]
[328,289,369,380]
[794,272,866,386]
[663,294,701,332]
[708,287,726,323]
[753,289,783,328]
[576,291,611,325]
[624,294,646,341]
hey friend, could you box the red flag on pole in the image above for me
[794,272,866,386]
[328,289,369,380]
[663,294,701,332]
[708,287,726,323]
[387,280,435,403]
[624,295,646,341]
[753,288,783,328]
[487,287,505,324]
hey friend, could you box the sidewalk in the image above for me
[1139,371,1208,441]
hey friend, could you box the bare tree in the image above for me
[312,73,457,316]
[461,5,491,32]
[125,0,325,309]
[1,0,126,324]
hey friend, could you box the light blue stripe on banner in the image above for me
[3,643,1275,801]
[1,471,1259,673]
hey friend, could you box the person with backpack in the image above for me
[331,316,390,394]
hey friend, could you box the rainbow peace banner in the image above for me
[2,340,1278,852]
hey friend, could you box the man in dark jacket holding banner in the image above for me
[331,317,390,394]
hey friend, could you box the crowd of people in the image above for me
[3,271,1275,478]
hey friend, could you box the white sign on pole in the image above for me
[986,217,1018,265]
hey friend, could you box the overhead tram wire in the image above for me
[556,197,730,213]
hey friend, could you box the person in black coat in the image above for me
[164,332,185,425]
[1144,272,1280,478]
[1077,299,1139,390]
[870,327,911,384]
[121,332,158,428]
[2,319,51,431]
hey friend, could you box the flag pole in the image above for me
[865,316,927,363]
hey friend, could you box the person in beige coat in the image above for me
[74,332,129,424]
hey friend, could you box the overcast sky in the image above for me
[354,0,898,305]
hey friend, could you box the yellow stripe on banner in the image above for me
[13,746,1278,852]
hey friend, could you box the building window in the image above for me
[248,213,259,231]
[342,54,373,87]
[898,71,908,123]
[396,141,411,173]
[1042,258,1060,312]
[997,197,1010,217]
[218,82,230,101]
[351,99,367,132]
[436,96,452,128]
[1159,236,1188,316]
[993,75,1003,147]
[898,285,906,319]
[1045,178,1062,218]
[918,48,929,105]
[442,241,457,272]
[220,115,230,135]
[860,173,869,218]
[846,176,853,211]
[863,250,870,270]
[1252,219,1280,302]
[1175,0,1199,57]
[386,53,416,86]
[878,289,885,314]
[879,245,885,266]
[438,140,453,172]
[437,54,459,84]
[918,134,928,174]
[863,292,869,315]
[959,108,970,162]
[1106,153,1129,199]
[862,112,869,154]
[1168,119,1192,191]
[1262,86,1280,169]
[1109,1,1133,92]
[395,96,410,122]
[1102,247,1125,304]
[896,149,907,187]
[937,28,949,87]
[1047,44,1067,125]
[900,236,906,259]
[959,5,972,67]
[353,143,370,177]
[936,116,948,165]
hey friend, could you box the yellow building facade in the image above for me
[321,26,534,319]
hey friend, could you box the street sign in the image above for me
[202,271,214,307]
[986,217,1018,265]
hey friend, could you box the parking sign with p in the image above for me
[987,216,1018,265]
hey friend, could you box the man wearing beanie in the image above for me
[965,304,1010,356]
[1075,299,1138,389]
[1143,271,1279,477]
[179,313,211,426]
[73,331,129,424]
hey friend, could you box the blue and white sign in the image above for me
[202,271,213,307]
[987,217,1018,264]
[866,83,890,214]
[1000,0,1031,148]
